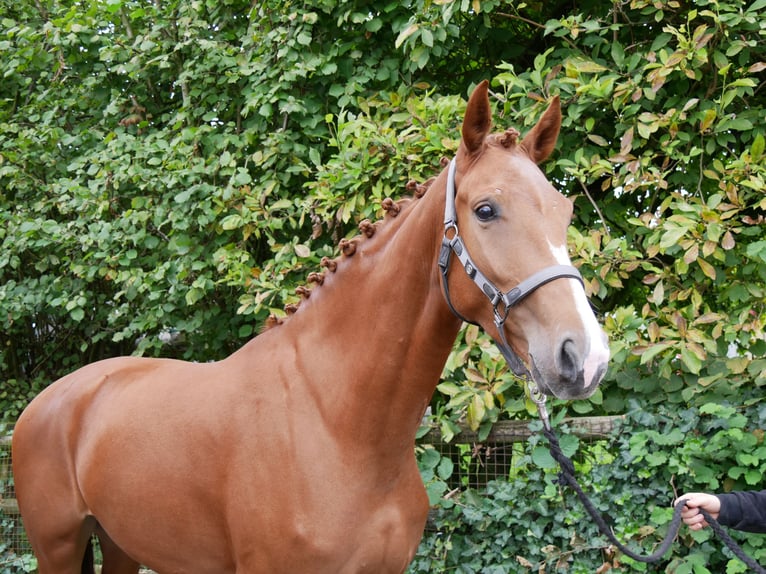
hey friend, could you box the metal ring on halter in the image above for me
[492,299,511,327]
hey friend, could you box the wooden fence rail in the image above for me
[417,415,623,444]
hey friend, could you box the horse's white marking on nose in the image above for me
[548,242,610,387]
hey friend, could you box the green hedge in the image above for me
[1,1,765,572]
[410,401,766,573]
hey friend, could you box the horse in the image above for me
[12,80,610,574]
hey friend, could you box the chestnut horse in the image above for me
[12,81,609,574]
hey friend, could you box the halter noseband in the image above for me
[437,158,584,380]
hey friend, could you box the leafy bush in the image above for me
[410,401,766,573]
[1,0,764,571]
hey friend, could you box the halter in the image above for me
[437,158,584,381]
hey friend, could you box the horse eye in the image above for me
[475,203,496,222]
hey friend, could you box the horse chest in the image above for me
[230,481,427,573]
[213,443,428,573]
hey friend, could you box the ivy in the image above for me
[411,402,766,573]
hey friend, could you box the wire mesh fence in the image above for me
[1,435,34,572]
[417,415,621,491]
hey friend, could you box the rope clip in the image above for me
[526,379,551,432]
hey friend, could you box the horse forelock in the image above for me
[493,127,521,149]
[262,165,443,330]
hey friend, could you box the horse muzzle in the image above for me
[530,332,609,400]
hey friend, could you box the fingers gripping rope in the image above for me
[541,426,766,571]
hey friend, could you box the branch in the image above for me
[494,11,545,30]
[495,11,579,51]
[578,178,610,236]
[119,7,134,40]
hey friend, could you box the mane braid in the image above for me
[263,170,437,330]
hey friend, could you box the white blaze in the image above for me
[549,242,610,388]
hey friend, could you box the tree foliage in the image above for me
[1,0,765,569]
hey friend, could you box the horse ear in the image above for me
[520,95,561,164]
[461,80,492,156]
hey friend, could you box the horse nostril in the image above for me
[557,339,580,384]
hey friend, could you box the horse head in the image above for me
[441,81,609,400]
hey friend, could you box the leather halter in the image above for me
[437,158,584,380]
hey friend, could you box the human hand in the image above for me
[674,492,722,531]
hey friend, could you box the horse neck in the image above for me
[276,170,461,449]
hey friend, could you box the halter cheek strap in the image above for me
[438,158,584,380]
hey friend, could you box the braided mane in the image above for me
[263,159,447,330]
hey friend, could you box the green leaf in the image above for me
[645,451,667,466]
[436,382,463,397]
[716,117,753,132]
[746,469,761,485]
[746,241,766,263]
[639,343,672,364]
[437,456,453,480]
[699,108,717,131]
[567,57,608,74]
[558,434,579,458]
[467,394,486,431]
[421,28,434,48]
[531,446,557,469]
[696,258,717,280]
[174,189,193,203]
[424,479,448,506]
[395,23,418,49]
[587,134,609,146]
[418,448,441,470]
[751,133,765,160]
[680,344,703,374]
[220,214,244,231]
[296,31,312,46]
[611,41,625,67]
[659,224,689,249]
[185,287,204,306]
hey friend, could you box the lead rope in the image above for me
[528,382,766,571]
